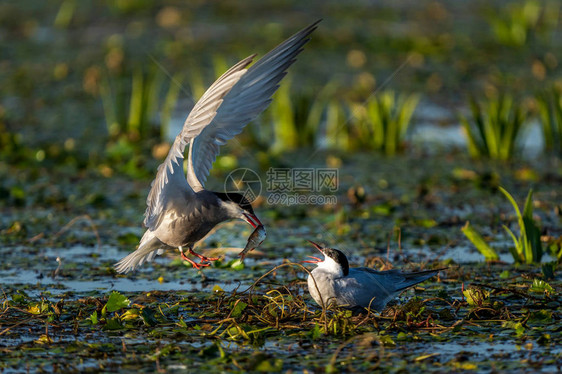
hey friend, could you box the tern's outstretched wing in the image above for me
[186,20,320,189]
[143,55,255,229]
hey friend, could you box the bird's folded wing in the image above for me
[356,268,440,292]
[143,55,255,229]
[187,20,320,189]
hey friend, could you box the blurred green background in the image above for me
[1,3,561,372]
[2,0,561,174]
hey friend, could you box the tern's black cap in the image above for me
[322,247,350,276]
[214,192,255,214]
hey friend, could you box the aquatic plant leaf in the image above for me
[463,287,489,306]
[141,308,159,326]
[90,310,98,325]
[541,263,555,280]
[120,308,140,321]
[27,304,43,315]
[417,218,437,228]
[502,321,525,337]
[212,285,224,293]
[499,187,543,263]
[537,333,552,345]
[230,259,245,271]
[529,279,554,295]
[499,187,524,232]
[414,353,439,362]
[500,187,527,262]
[103,317,124,330]
[461,96,528,160]
[461,221,499,261]
[35,334,53,345]
[379,334,396,347]
[522,189,542,262]
[105,291,130,313]
[214,258,245,270]
[502,224,523,262]
[272,81,297,152]
[396,332,409,341]
[254,358,283,372]
[308,324,322,340]
[231,301,248,318]
[11,290,28,305]
[529,310,552,323]
[453,362,478,370]
[537,87,562,156]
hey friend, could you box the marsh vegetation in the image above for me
[1,0,561,372]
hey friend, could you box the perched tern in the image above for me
[114,21,319,273]
[303,241,442,312]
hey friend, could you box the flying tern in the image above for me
[115,21,320,273]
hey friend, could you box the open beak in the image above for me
[307,240,324,253]
[243,213,262,228]
[301,255,323,264]
[301,240,324,263]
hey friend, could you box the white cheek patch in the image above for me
[317,256,342,276]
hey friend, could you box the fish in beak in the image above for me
[243,212,262,228]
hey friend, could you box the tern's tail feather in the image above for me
[395,269,443,292]
[114,231,165,274]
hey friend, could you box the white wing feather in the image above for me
[143,55,255,229]
[186,21,320,188]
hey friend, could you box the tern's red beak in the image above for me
[307,240,324,253]
[301,256,323,264]
[301,240,325,263]
[243,213,262,228]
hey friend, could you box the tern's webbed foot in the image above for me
[188,248,219,262]
[180,248,218,269]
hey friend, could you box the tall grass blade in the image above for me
[522,189,542,263]
[503,224,524,263]
[100,75,118,137]
[499,187,525,233]
[128,67,144,138]
[360,90,419,155]
[271,82,297,152]
[160,73,183,140]
[325,100,348,150]
[536,88,562,157]
[461,95,527,160]
[499,186,542,264]
[54,0,76,29]
[461,221,500,261]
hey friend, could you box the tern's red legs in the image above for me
[179,246,219,269]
